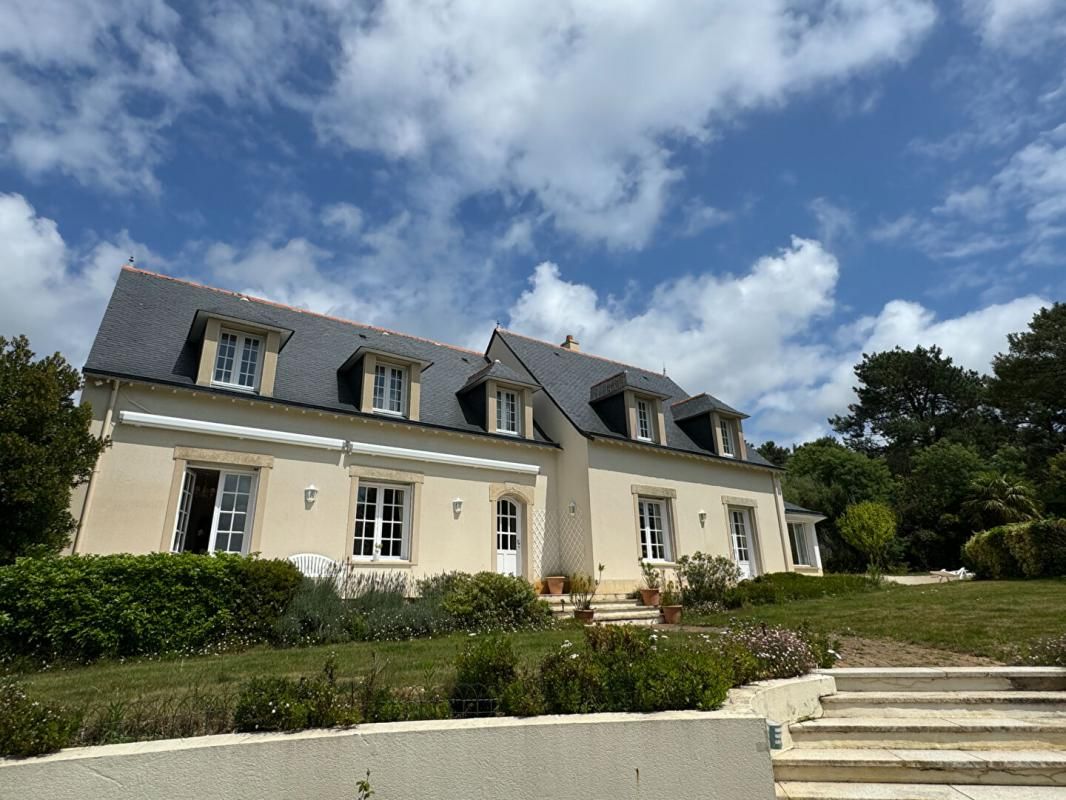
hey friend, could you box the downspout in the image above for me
[771,473,793,571]
[71,379,120,554]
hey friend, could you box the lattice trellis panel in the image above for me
[530,507,547,579]
[535,506,587,577]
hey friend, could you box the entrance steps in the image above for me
[774,667,1066,799]
[544,594,662,626]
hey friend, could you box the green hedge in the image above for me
[724,571,881,608]
[0,553,302,663]
[963,519,1066,579]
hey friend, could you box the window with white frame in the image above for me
[496,388,520,435]
[213,329,263,390]
[636,398,653,441]
[637,496,672,561]
[353,483,410,559]
[372,364,407,415]
[719,418,736,457]
[788,521,813,566]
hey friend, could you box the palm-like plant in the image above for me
[962,472,1042,529]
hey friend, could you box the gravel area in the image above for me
[831,635,1001,668]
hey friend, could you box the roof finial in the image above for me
[662,363,667,376]
[495,319,501,329]
[128,255,136,265]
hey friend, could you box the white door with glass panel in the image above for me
[209,471,256,554]
[171,468,257,555]
[729,507,756,578]
[353,483,409,560]
[496,498,521,576]
[637,497,672,561]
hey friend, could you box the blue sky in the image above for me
[1,1,1064,444]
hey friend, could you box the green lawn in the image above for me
[685,578,1066,659]
[18,625,584,708]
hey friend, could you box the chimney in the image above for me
[560,334,580,352]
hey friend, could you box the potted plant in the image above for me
[660,578,682,624]
[569,564,604,624]
[638,560,661,607]
[543,575,566,595]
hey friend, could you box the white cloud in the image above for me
[809,197,856,246]
[321,203,365,237]
[0,193,154,368]
[962,0,1066,50]
[679,202,734,238]
[505,236,1049,444]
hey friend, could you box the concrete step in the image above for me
[586,608,661,621]
[820,668,1066,694]
[549,601,647,616]
[598,617,659,627]
[821,692,1066,719]
[772,748,1066,786]
[775,780,1066,798]
[790,717,1066,750]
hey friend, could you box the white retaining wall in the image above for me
[0,710,776,800]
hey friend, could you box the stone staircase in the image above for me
[543,593,662,626]
[774,667,1066,799]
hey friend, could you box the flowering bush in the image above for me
[719,622,819,681]
[1014,633,1066,666]
[0,679,78,757]
[675,552,742,606]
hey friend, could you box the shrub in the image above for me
[0,553,303,663]
[719,622,819,681]
[962,525,1022,579]
[675,552,741,606]
[1015,634,1066,667]
[234,657,357,732]
[0,680,79,757]
[1008,518,1066,578]
[451,636,519,717]
[441,572,552,630]
[275,576,353,646]
[725,572,880,608]
[837,501,897,578]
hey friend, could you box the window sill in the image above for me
[495,429,521,437]
[640,559,677,568]
[348,558,415,568]
[372,409,407,418]
[211,381,258,394]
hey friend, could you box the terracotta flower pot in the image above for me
[544,576,566,595]
[574,608,595,624]
[638,588,661,607]
[660,605,682,625]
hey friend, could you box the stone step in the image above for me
[598,617,659,627]
[548,601,646,616]
[587,608,661,621]
[820,668,1066,694]
[821,691,1066,719]
[775,780,1066,799]
[790,717,1066,750]
[772,748,1066,786]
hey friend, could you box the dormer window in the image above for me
[213,329,263,391]
[496,388,520,435]
[373,363,407,415]
[719,418,737,457]
[636,398,653,442]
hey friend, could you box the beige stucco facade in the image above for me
[73,365,818,591]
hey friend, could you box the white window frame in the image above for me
[788,521,813,567]
[372,363,408,416]
[496,388,520,435]
[637,496,673,562]
[212,329,263,392]
[352,481,411,561]
[719,418,736,457]
[208,469,258,555]
[636,398,653,442]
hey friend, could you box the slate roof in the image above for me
[590,370,671,402]
[84,269,555,445]
[671,392,746,421]
[460,359,540,392]
[784,502,825,517]
[492,329,777,469]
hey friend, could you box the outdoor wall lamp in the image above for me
[452,497,464,515]
[568,500,577,516]
[698,509,707,528]
[304,484,319,505]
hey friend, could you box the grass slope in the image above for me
[687,578,1066,659]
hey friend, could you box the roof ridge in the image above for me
[671,392,708,406]
[121,266,486,356]
[497,327,675,378]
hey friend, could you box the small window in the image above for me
[496,389,520,435]
[373,364,407,415]
[719,418,736,457]
[636,398,653,441]
[213,329,262,391]
[788,521,812,566]
[353,482,409,560]
[637,496,672,561]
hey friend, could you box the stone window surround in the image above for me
[346,465,424,567]
[630,483,678,566]
[196,315,283,398]
[721,495,764,575]
[785,515,822,573]
[624,391,668,446]
[357,352,424,422]
[160,446,274,553]
[489,483,535,578]
[711,412,747,460]
[485,379,535,440]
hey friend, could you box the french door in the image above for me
[209,471,257,555]
[495,498,521,577]
[171,469,197,552]
[729,507,757,579]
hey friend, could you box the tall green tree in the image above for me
[837,501,897,580]
[755,440,792,467]
[0,336,106,562]
[783,438,895,571]
[990,303,1066,472]
[830,345,987,472]
[961,472,1042,530]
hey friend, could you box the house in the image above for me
[70,267,824,592]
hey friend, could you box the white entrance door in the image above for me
[495,498,521,577]
[171,468,197,552]
[209,471,257,555]
[729,507,756,579]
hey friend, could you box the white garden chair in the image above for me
[288,553,339,579]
